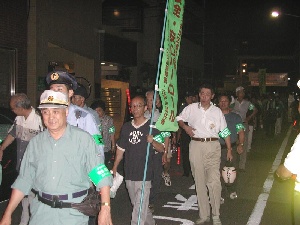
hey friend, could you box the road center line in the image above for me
[247,126,292,225]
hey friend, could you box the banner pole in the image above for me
[137,1,169,224]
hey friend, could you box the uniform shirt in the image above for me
[12,124,112,224]
[176,102,227,138]
[284,133,300,191]
[67,104,104,158]
[219,112,243,145]
[83,104,101,127]
[144,109,160,123]
[232,99,255,122]
[8,107,44,171]
[117,119,160,181]
[99,114,115,153]
[13,124,112,196]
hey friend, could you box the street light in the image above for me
[271,9,300,90]
[271,10,300,18]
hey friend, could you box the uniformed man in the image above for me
[45,71,104,159]
[0,90,113,225]
[72,83,100,127]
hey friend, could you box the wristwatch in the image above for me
[101,202,111,207]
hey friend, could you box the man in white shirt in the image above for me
[177,83,232,225]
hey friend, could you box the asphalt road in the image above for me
[0,122,297,225]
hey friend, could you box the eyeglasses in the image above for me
[130,104,145,109]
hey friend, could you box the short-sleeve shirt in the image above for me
[284,134,300,183]
[8,107,44,171]
[83,104,101,127]
[67,104,104,157]
[12,124,112,224]
[99,114,115,153]
[117,119,160,181]
[219,112,243,145]
[232,99,254,122]
[144,109,160,123]
[13,124,112,196]
[176,102,227,138]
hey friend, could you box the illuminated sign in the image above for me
[248,72,288,86]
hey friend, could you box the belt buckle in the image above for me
[52,195,63,208]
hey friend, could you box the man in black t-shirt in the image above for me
[112,96,164,225]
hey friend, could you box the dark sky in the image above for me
[200,0,300,78]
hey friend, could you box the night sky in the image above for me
[201,0,300,79]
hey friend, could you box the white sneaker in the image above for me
[230,192,238,199]
[212,216,222,225]
[161,172,171,186]
[220,197,225,204]
[195,217,210,224]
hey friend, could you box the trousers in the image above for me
[189,140,221,219]
[126,180,155,225]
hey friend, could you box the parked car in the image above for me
[0,107,17,202]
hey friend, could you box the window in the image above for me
[0,47,16,107]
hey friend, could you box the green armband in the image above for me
[153,134,164,143]
[108,126,115,134]
[88,164,111,186]
[236,123,245,132]
[93,134,104,146]
[219,127,231,139]
[249,103,254,111]
[161,131,171,138]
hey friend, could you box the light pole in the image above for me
[271,10,300,89]
[271,10,300,18]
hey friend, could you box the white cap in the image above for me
[38,90,68,109]
[236,86,244,93]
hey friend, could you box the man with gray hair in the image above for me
[0,93,44,225]
[231,86,257,172]
[0,90,113,225]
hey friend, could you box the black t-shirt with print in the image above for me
[117,119,160,181]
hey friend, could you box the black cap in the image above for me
[73,83,88,99]
[46,71,78,90]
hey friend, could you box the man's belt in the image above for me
[32,189,88,208]
[191,137,219,142]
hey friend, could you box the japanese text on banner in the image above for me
[156,0,185,132]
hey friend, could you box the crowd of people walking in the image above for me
[0,71,294,225]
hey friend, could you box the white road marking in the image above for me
[189,184,195,189]
[163,194,198,210]
[153,215,194,225]
[247,126,292,225]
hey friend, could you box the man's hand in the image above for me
[0,150,3,162]
[227,149,233,161]
[0,214,12,225]
[237,144,244,154]
[111,166,117,177]
[98,205,113,225]
[162,153,167,165]
[183,125,195,137]
[111,147,116,154]
[146,135,154,143]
